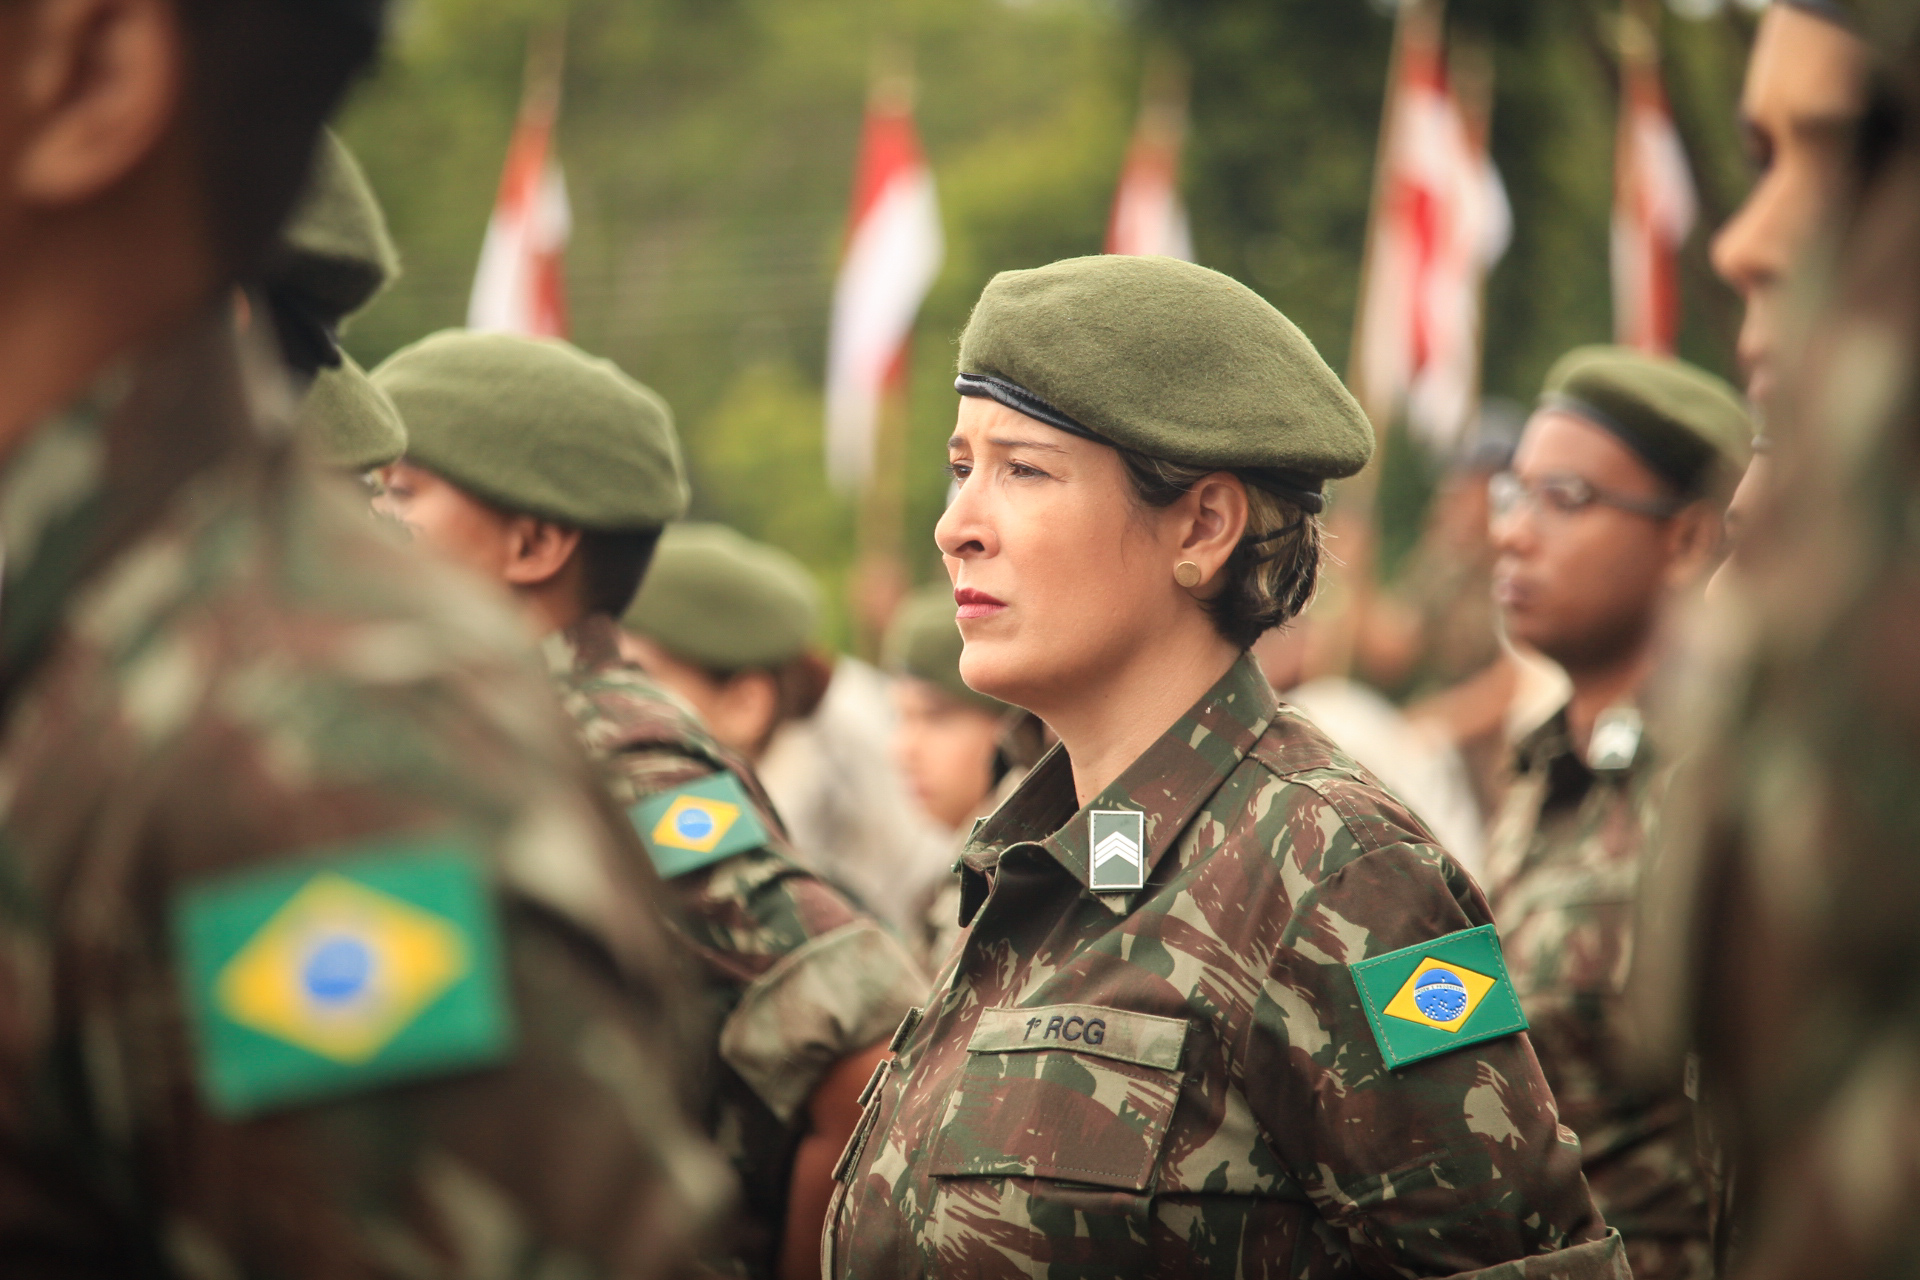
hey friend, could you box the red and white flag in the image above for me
[1612,27,1696,354]
[468,95,571,338]
[825,83,944,491]
[1106,75,1193,260]
[1354,14,1510,453]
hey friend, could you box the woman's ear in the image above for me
[501,516,583,589]
[1175,474,1250,588]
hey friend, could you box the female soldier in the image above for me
[822,255,1624,1278]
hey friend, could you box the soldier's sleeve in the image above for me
[43,671,736,1277]
[1242,804,1626,1278]
[611,742,927,1122]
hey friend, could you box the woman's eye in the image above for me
[945,461,971,481]
[1008,461,1047,479]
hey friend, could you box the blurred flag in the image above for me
[468,57,570,338]
[1106,59,1193,260]
[825,77,944,492]
[1612,12,1696,354]
[1353,7,1510,454]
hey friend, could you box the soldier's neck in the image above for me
[0,175,217,470]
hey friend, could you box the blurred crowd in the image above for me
[1,0,1918,1279]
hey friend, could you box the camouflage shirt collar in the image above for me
[1513,699,1659,779]
[966,653,1278,914]
[543,611,627,678]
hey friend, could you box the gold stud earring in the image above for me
[1174,561,1203,588]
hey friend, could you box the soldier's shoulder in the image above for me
[1229,704,1444,867]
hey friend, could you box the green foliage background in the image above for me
[338,0,1758,645]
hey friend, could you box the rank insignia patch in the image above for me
[1348,924,1528,1070]
[1088,809,1146,893]
[630,771,768,879]
[172,839,512,1117]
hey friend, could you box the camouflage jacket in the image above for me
[825,654,1627,1279]
[0,317,731,1277]
[1484,708,1706,1279]
[544,616,926,1278]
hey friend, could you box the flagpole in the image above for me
[1315,0,1441,682]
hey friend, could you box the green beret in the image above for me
[1539,346,1751,495]
[883,585,1005,715]
[623,524,819,671]
[956,255,1373,510]
[271,131,398,325]
[373,330,688,531]
[299,352,406,472]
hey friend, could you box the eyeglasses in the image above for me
[1488,470,1683,523]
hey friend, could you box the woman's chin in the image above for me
[958,645,1050,713]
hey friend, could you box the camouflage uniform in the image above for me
[0,318,730,1275]
[1485,709,1708,1279]
[545,614,927,1278]
[826,654,1627,1278]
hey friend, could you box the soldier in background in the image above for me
[374,330,926,1280]
[0,0,731,1273]
[266,131,408,475]
[1483,347,1748,1279]
[619,522,833,767]
[881,584,1047,969]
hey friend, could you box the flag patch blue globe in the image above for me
[675,807,716,841]
[303,934,376,1003]
[1412,968,1470,1022]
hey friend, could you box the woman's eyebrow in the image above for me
[947,434,1071,453]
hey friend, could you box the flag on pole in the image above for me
[1106,61,1193,260]
[825,76,944,492]
[1352,6,1510,454]
[468,48,570,338]
[1612,11,1696,354]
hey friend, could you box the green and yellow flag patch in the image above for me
[1349,924,1528,1071]
[172,838,513,1117]
[630,771,768,879]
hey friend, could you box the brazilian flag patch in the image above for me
[630,771,769,879]
[171,838,513,1117]
[1348,924,1528,1071]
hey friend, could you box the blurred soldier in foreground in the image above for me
[0,0,730,1273]
[266,131,408,475]
[374,331,926,1280]
[1485,348,1748,1279]
[881,585,1046,968]
[1633,3,1920,1278]
[620,523,833,767]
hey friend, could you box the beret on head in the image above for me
[299,352,406,472]
[1539,346,1752,494]
[269,131,398,325]
[623,523,819,672]
[374,330,688,530]
[883,585,1006,715]
[956,255,1374,509]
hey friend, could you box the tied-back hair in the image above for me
[1118,449,1321,650]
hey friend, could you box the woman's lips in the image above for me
[954,588,1006,621]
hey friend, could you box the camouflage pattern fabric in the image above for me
[1484,709,1708,1280]
[545,615,927,1278]
[0,316,731,1278]
[825,654,1628,1278]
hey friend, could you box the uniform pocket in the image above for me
[926,1005,1187,1192]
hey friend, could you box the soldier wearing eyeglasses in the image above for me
[1482,345,1751,1280]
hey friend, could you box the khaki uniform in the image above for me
[1485,709,1707,1279]
[544,615,926,1278]
[826,655,1627,1278]
[0,318,729,1276]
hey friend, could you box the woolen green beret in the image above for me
[374,330,688,531]
[883,585,1005,715]
[1539,346,1751,494]
[956,255,1373,510]
[270,131,398,325]
[299,352,406,472]
[623,523,819,671]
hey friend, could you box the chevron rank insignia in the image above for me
[1088,809,1146,892]
[630,771,768,879]
[172,838,512,1117]
[1348,924,1529,1071]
